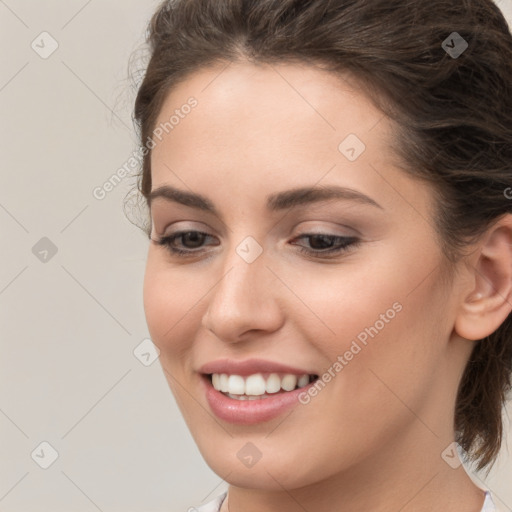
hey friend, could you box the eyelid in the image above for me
[152,219,362,244]
[154,221,215,239]
[290,221,362,239]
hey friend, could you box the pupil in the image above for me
[309,235,333,250]
[184,232,204,248]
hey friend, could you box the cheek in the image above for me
[142,251,201,356]
[277,257,407,356]
[289,240,446,350]
[285,249,449,411]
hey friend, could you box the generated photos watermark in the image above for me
[298,301,403,405]
[92,96,198,200]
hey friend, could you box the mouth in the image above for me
[200,371,320,425]
[206,372,319,400]
[197,358,321,424]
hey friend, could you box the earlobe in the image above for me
[454,214,512,341]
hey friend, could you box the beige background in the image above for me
[1,1,511,511]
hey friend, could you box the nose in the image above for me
[201,246,284,343]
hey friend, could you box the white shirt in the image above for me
[192,490,498,511]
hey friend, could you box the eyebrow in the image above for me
[148,184,383,215]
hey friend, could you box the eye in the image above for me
[290,233,360,258]
[152,230,360,259]
[152,230,218,257]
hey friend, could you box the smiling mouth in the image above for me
[206,372,319,400]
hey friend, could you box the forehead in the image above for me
[151,60,392,164]
[148,61,428,218]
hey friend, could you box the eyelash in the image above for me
[152,230,361,259]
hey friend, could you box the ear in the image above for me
[455,214,512,341]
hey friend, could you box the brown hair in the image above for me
[132,0,512,473]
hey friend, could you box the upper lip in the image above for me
[199,358,316,376]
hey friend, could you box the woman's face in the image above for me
[143,61,473,489]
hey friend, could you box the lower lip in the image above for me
[201,375,315,425]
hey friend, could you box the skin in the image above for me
[143,61,512,512]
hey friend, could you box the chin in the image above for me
[195,438,332,491]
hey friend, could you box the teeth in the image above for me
[210,372,313,396]
[265,373,281,394]
[297,374,309,388]
[219,374,229,393]
[226,392,266,400]
[228,375,245,394]
[281,374,297,391]
[246,374,267,395]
